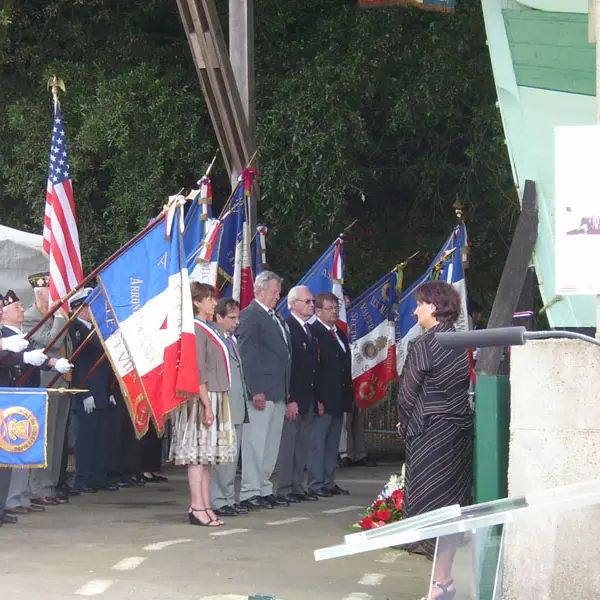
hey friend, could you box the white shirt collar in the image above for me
[4,324,22,334]
[291,312,309,327]
[317,317,335,332]
[255,299,273,314]
[78,317,93,330]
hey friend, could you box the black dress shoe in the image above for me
[239,496,272,510]
[264,494,289,507]
[339,456,354,468]
[142,473,169,483]
[123,477,145,487]
[301,491,319,501]
[285,493,303,503]
[214,505,239,517]
[353,456,377,467]
[313,489,334,498]
[96,484,119,492]
[233,503,249,514]
[0,513,18,524]
[115,480,131,488]
[328,484,350,495]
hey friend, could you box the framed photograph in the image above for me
[555,125,600,294]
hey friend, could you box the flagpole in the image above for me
[43,327,98,389]
[22,213,167,343]
[14,301,89,387]
[218,148,259,218]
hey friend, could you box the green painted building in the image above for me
[481,0,595,327]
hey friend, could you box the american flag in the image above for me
[42,103,83,305]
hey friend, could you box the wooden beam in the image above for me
[177,0,254,182]
[476,180,538,376]
[229,0,255,134]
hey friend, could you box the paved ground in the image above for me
[0,462,433,600]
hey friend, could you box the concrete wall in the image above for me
[504,339,600,599]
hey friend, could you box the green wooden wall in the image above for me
[503,10,595,96]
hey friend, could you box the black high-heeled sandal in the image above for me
[206,507,225,525]
[188,507,220,527]
[419,580,456,600]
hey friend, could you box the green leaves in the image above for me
[0,0,515,308]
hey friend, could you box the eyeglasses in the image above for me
[294,298,315,305]
[320,305,340,312]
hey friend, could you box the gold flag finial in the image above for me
[453,198,464,221]
[47,75,66,104]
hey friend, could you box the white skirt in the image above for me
[169,391,236,465]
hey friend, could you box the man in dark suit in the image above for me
[237,271,292,510]
[275,286,320,504]
[307,292,353,497]
[68,288,117,493]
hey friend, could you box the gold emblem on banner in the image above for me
[0,406,40,453]
[358,382,376,402]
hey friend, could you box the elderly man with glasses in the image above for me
[274,285,321,504]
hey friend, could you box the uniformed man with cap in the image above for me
[68,288,118,493]
[0,290,72,520]
[23,272,74,505]
[0,291,30,526]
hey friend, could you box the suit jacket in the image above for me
[195,322,230,392]
[236,300,292,403]
[0,326,46,387]
[69,318,112,410]
[285,315,317,416]
[311,320,353,416]
[226,334,250,425]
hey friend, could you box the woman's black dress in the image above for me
[396,321,473,559]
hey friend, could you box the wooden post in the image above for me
[176,0,254,182]
[476,180,538,376]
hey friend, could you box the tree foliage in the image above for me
[0,0,516,307]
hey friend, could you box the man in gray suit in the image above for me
[23,272,73,505]
[237,271,291,510]
[211,298,250,517]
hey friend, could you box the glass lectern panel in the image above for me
[315,479,600,600]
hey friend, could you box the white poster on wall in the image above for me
[555,125,600,295]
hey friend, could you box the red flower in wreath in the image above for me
[358,516,375,530]
[376,508,392,522]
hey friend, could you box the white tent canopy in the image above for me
[0,224,47,308]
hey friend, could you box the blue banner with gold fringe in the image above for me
[0,388,48,468]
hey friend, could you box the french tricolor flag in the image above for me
[347,270,399,409]
[277,235,347,332]
[396,222,469,374]
[232,168,257,309]
[92,202,199,432]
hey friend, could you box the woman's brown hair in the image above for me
[190,282,216,316]
[414,280,462,323]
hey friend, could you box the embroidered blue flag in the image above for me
[0,388,48,468]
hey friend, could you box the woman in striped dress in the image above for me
[396,281,473,600]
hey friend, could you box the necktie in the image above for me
[330,328,338,341]
[226,335,236,357]
[270,310,289,346]
[304,322,312,340]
